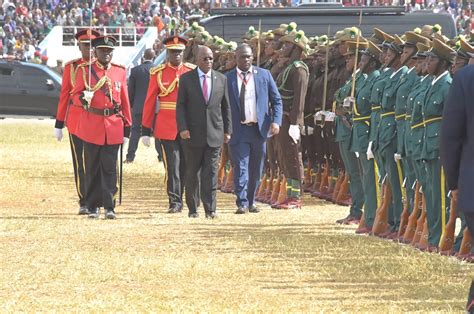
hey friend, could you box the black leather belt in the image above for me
[242,122,257,126]
[87,107,119,117]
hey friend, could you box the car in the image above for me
[0,60,62,117]
[201,6,456,42]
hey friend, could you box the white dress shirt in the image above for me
[197,67,212,102]
[237,66,257,124]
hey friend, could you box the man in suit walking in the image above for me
[125,48,163,163]
[226,43,282,214]
[441,63,474,312]
[176,45,232,219]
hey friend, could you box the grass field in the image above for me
[1,119,472,312]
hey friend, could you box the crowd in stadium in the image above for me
[0,0,472,64]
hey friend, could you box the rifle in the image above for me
[315,25,331,128]
[256,19,262,66]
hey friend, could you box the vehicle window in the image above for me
[18,66,50,90]
[0,65,16,87]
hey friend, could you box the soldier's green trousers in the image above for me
[359,153,378,228]
[380,141,404,232]
[402,157,416,214]
[338,139,364,218]
[424,158,449,247]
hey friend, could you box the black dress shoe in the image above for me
[235,206,248,214]
[168,205,182,214]
[188,212,199,218]
[124,158,134,164]
[105,208,116,219]
[249,205,260,213]
[78,206,89,215]
[206,212,217,219]
[88,208,100,219]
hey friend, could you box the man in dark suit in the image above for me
[125,48,162,163]
[176,45,232,218]
[441,63,474,311]
[226,43,282,214]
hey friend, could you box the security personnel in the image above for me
[73,35,132,219]
[376,34,407,237]
[421,38,455,251]
[333,36,367,224]
[394,31,430,239]
[406,42,433,246]
[351,41,382,233]
[141,36,196,213]
[53,28,101,215]
[274,29,309,209]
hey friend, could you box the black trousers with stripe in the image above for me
[160,138,186,208]
[69,133,86,207]
[83,141,120,209]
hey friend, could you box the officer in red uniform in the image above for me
[53,28,101,215]
[141,36,196,213]
[72,35,132,219]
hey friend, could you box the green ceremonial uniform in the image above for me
[395,67,419,215]
[378,65,407,232]
[409,74,432,200]
[351,69,380,228]
[421,71,451,247]
[369,67,393,182]
[334,70,365,218]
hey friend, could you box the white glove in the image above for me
[314,111,323,123]
[54,128,63,142]
[123,137,129,146]
[343,96,355,109]
[288,125,300,144]
[301,126,314,136]
[141,136,151,147]
[355,152,360,158]
[325,112,336,121]
[394,153,402,161]
[367,141,374,160]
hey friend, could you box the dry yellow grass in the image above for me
[0,119,472,312]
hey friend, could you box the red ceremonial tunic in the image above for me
[54,57,90,134]
[142,62,195,140]
[72,61,132,145]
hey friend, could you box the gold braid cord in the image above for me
[81,66,109,92]
[157,70,179,97]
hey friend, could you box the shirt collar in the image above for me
[390,66,404,79]
[237,66,252,75]
[95,60,111,70]
[197,67,210,78]
[431,70,449,86]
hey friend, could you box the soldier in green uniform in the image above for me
[367,29,393,215]
[393,31,431,238]
[350,41,382,233]
[274,29,309,209]
[406,42,433,245]
[421,38,455,251]
[376,34,407,237]
[334,35,367,224]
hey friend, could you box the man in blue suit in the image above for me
[441,62,474,312]
[226,44,283,214]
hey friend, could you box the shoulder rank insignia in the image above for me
[65,58,81,66]
[111,62,126,69]
[150,64,166,75]
[184,62,197,69]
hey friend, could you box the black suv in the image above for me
[0,60,62,117]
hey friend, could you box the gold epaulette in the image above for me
[65,58,81,66]
[184,62,197,69]
[111,62,126,69]
[150,64,166,75]
[77,62,92,69]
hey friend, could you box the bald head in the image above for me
[196,45,214,73]
[143,48,155,61]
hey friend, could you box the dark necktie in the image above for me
[240,71,248,122]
